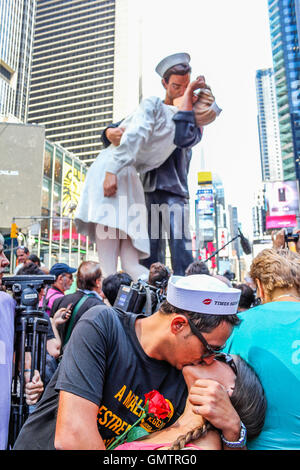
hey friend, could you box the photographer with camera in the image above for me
[16,262,74,387]
[113,262,170,315]
[272,227,300,253]
[102,272,132,306]
[0,234,45,449]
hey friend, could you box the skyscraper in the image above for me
[268,0,300,183]
[255,68,283,181]
[0,0,36,122]
[27,0,142,163]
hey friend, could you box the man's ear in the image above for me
[162,78,167,90]
[170,315,188,335]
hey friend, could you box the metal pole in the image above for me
[214,192,219,273]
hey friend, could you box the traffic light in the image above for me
[10,223,18,238]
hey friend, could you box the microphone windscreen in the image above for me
[238,229,252,255]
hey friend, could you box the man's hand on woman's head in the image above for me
[189,378,241,443]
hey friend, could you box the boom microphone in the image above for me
[238,229,252,255]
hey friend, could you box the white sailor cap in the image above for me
[155,52,191,78]
[166,274,241,315]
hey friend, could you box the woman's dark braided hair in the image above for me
[168,422,214,450]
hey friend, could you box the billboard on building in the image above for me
[265,181,299,229]
[62,160,86,217]
[218,227,229,257]
[196,186,214,215]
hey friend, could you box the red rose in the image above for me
[144,390,171,420]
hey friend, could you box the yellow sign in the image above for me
[198,171,213,185]
[10,223,18,238]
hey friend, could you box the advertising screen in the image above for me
[196,186,214,215]
[265,181,299,229]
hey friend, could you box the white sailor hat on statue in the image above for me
[155,52,191,78]
[167,274,241,315]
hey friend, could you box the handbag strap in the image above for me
[63,294,93,346]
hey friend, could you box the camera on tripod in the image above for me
[3,274,56,312]
[2,274,55,447]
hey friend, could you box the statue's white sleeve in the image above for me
[105,97,160,175]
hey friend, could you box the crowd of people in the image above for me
[1,51,299,452]
[0,226,299,451]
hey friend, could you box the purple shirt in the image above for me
[0,291,16,449]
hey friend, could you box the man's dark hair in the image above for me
[236,283,255,310]
[76,261,102,291]
[185,261,210,276]
[148,262,170,287]
[163,63,192,83]
[102,272,132,306]
[17,263,44,276]
[223,270,235,282]
[159,300,241,332]
[28,254,41,266]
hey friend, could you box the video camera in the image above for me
[114,277,169,315]
[3,274,56,313]
[284,228,299,247]
[2,274,55,447]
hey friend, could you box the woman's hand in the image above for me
[103,172,118,197]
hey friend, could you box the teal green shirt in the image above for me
[224,301,300,450]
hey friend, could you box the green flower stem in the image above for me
[107,412,147,450]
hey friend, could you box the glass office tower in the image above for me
[256,68,283,181]
[0,0,36,122]
[27,0,116,162]
[268,0,300,183]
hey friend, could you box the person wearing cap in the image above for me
[100,53,206,275]
[39,263,76,317]
[14,275,248,451]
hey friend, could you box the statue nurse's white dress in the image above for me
[74,96,178,280]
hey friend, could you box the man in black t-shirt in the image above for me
[14,275,244,450]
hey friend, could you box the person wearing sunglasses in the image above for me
[115,353,266,450]
[14,274,249,451]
